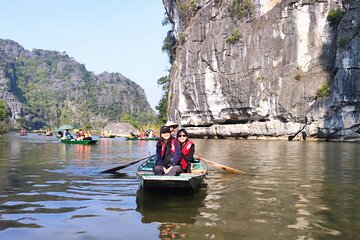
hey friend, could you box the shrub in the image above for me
[295,73,302,81]
[226,29,243,43]
[229,0,255,20]
[16,117,30,130]
[177,0,197,26]
[294,67,304,81]
[215,0,223,7]
[0,100,8,121]
[0,100,8,134]
[178,0,197,13]
[162,29,177,64]
[327,8,344,27]
[316,83,331,98]
[155,76,169,125]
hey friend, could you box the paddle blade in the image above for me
[101,155,155,174]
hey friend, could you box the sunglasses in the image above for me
[178,134,187,137]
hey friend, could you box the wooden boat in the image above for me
[19,129,27,136]
[100,135,116,138]
[60,139,98,145]
[136,156,207,191]
[126,137,158,141]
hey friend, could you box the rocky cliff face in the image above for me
[0,39,154,130]
[163,0,360,140]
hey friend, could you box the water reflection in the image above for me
[136,188,206,224]
[136,188,207,239]
[1,134,360,239]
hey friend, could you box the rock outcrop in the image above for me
[0,39,154,130]
[163,0,360,140]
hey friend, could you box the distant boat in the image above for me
[126,137,158,141]
[19,129,27,136]
[100,135,116,138]
[136,156,207,191]
[60,139,98,145]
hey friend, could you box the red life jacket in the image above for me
[179,140,194,171]
[160,138,176,157]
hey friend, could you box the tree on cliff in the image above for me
[155,76,169,124]
[0,100,9,134]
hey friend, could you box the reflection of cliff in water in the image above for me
[135,187,207,224]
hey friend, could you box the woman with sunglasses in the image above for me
[177,129,195,173]
[153,126,183,176]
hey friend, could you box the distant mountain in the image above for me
[0,38,154,130]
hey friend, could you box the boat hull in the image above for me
[100,135,116,138]
[137,156,207,191]
[60,139,98,145]
[126,137,158,141]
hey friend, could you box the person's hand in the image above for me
[164,166,172,174]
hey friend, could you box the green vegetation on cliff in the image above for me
[155,76,169,125]
[327,8,345,27]
[0,100,8,134]
[0,39,155,130]
[229,0,255,20]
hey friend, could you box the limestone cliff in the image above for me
[0,39,154,130]
[163,0,360,140]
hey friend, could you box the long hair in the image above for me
[177,128,189,138]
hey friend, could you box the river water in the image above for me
[0,133,359,239]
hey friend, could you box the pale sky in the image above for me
[0,0,171,110]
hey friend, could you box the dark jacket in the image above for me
[155,137,182,168]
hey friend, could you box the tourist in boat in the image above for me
[165,120,179,137]
[45,130,53,136]
[139,130,145,139]
[79,130,86,140]
[177,129,195,173]
[129,130,138,138]
[19,129,27,135]
[57,131,63,138]
[75,130,82,140]
[84,130,92,140]
[153,126,182,176]
[63,129,72,139]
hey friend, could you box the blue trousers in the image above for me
[153,165,183,176]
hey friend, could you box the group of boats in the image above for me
[57,136,159,145]
[18,128,208,191]
[60,136,207,191]
[60,138,98,145]
[125,136,158,141]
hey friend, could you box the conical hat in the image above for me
[165,120,179,128]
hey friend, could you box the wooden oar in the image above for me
[196,155,247,175]
[101,155,155,174]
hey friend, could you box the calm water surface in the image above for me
[0,133,359,239]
